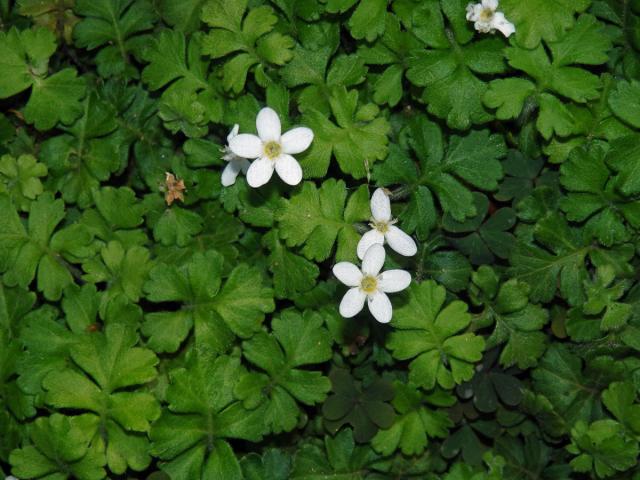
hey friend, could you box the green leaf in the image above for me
[606,134,640,196]
[381,116,506,223]
[567,420,639,478]
[422,250,472,293]
[150,355,266,480]
[291,429,379,479]
[81,240,152,316]
[277,179,369,262]
[241,449,292,480]
[73,0,157,77]
[0,193,95,301]
[608,79,640,128]
[143,250,274,354]
[141,29,221,136]
[500,0,591,48]
[0,154,47,212]
[15,309,77,397]
[347,0,387,41]
[471,267,548,369]
[158,0,206,33]
[483,78,536,120]
[280,46,366,113]
[508,213,590,306]
[560,144,640,246]
[42,323,159,474]
[322,369,395,443]
[62,284,100,334]
[443,193,516,264]
[262,229,319,299]
[371,381,452,456]
[236,310,332,433]
[301,87,389,178]
[406,29,506,129]
[0,27,86,130]
[201,2,294,92]
[93,186,146,230]
[532,345,625,433]
[143,194,204,247]
[10,414,106,480]
[40,91,124,207]
[387,280,485,390]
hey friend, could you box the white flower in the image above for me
[357,188,417,260]
[333,243,411,324]
[221,124,251,187]
[228,107,314,188]
[466,0,515,38]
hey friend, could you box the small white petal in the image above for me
[482,0,498,11]
[246,157,275,188]
[466,3,482,21]
[368,291,392,323]
[357,229,385,260]
[333,262,363,287]
[256,107,281,142]
[491,12,515,37]
[362,243,385,277]
[371,188,391,222]
[385,225,417,257]
[221,161,242,187]
[275,154,303,185]
[281,127,314,154]
[339,288,367,318]
[227,124,239,143]
[229,134,263,159]
[378,270,411,293]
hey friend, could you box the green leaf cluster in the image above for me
[2,1,640,479]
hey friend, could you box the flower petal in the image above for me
[246,157,275,188]
[281,127,314,154]
[275,154,303,185]
[339,288,366,318]
[227,124,239,143]
[466,3,482,20]
[385,225,417,256]
[256,107,281,142]
[367,291,392,323]
[357,229,385,260]
[491,12,515,37]
[333,262,363,287]
[221,161,242,187]
[239,158,251,174]
[482,0,498,11]
[361,243,385,276]
[378,269,411,293]
[229,134,262,159]
[371,188,391,222]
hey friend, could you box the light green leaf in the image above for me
[387,280,485,390]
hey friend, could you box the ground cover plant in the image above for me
[1,0,640,478]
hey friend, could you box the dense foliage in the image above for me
[1,0,640,478]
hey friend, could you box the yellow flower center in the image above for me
[373,221,389,234]
[264,141,282,159]
[360,275,378,294]
[479,8,494,21]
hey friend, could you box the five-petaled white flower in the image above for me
[221,124,251,187]
[357,188,417,260]
[333,243,411,324]
[466,0,515,38]
[228,107,314,188]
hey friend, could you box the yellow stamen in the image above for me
[264,141,282,159]
[479,8,494,21]
[360,275,378,294]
